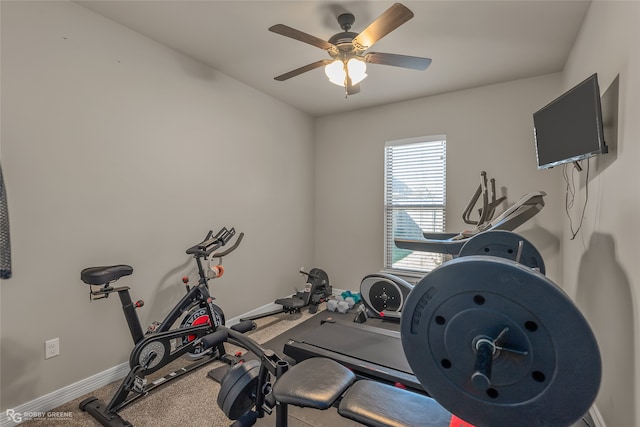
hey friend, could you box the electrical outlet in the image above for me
[45,338,60,359]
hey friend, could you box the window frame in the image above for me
[383,135,447,276]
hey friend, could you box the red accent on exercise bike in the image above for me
[78,227,245,427]
[188,315,212,342]
[449,414,475,427]
[135,300,144,308]
[211,264,224,278]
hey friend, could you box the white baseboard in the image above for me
[1,307,607,427]
[2,292,343,427]
[226,301,283,324]
[332,287,347,296]
[0,300,301,426]
[227,289,347,323]
[0,362,130,427]
[589,404,607,427]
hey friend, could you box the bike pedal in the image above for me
[146,321,161,333]
[133,376,147,394]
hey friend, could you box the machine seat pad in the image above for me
[273,357,355,410]
[338,380,452,427]
[275,297,305,309]
[81,265,133,285]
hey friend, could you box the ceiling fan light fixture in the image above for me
[325,60,346,86]
[347,58,367,85]
[271,3,430,97]
[325,58,368,87]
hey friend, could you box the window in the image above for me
[384,136,446,274]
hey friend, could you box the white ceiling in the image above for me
[76,1,591,117]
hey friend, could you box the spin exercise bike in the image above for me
[79,226,253,427]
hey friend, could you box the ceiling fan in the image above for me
[269,3,432,96]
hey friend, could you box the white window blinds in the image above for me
[384,136,447,274]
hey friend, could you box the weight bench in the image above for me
[272,357,454,427]
[218,253,600,427]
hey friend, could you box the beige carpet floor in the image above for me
[20,307,335,427]
[16,305,595,427]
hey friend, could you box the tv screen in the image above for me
[533,73,607,169]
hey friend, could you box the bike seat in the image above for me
[81,265,133,285]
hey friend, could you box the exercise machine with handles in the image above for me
[240,268,332,322]
[78,226,254,427]
[212,247,601,427]
[462,171,506,226]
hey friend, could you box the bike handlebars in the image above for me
[212,232,244,258]
[185,227,243,258]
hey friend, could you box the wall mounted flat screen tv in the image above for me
[533,73,608,170]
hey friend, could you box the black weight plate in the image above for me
[401,256,601,427]
[217,360,260,420]
[459,230,546,274]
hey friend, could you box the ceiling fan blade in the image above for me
[269,24,336,51]
[364,52,432,70]
[274,59,333,81]
[352,3,414,50]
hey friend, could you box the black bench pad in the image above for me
[273,357,355,410]
[338,380,452,427]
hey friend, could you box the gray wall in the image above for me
[314,5,640,425]
[314,74,564,290]
[559,2,640,426]
[1,1,315,410]
[2,2,640,427]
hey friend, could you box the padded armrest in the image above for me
[394,191,547,256]
[422,232,459,240]
[394,237,466,256]
[338,380,452,427]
